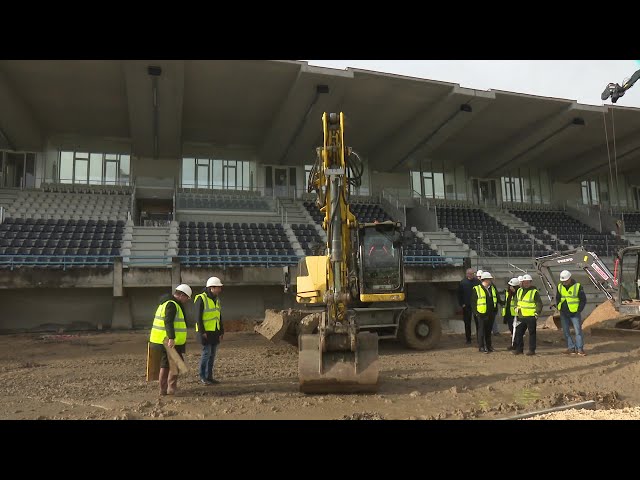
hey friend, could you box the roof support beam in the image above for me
[259,64,352,165]
[368,87,493,172]
[551,129,640,182]
[468,103,589,178]
[123,61,184,159]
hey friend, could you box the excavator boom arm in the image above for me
[534,247,617,305]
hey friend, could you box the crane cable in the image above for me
[601,106,621,208]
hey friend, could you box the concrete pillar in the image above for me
[113,257,124,297]
[171,256,181,287]
[111,295,133,330]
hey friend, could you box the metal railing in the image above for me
[403,255,467,267]
[126,254,173,267]
[0,254,117,271]
[275,197,288,225]
[380,189,407,225]
[177,254,300,267]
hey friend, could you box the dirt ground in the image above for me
[2,324,640,420]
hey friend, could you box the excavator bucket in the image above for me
[255,309,306,346]
[255,309,321,347]
[298,332,379,394]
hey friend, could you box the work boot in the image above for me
[167,373,178,395]
[158,368,169,396]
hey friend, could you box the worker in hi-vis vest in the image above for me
[471,271,500,354]
[149,284,192,395]
[513,274,542,356]
[555,270,587,356]
[194,276,224,385]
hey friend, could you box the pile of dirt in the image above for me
[582,300,620,330]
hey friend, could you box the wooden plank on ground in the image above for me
[163,338,188,375]
[499,400,596,420]
[146,343,161,381]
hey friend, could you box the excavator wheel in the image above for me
[298,332,379,394]
[399,309,442,350]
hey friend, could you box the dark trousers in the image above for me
[504,315,515,334]
[462,306,478,342]
[477,314,495,350]
[513,316,537,353]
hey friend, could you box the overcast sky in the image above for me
[305,60,640,108]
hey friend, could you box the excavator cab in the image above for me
[359,221,405,298]
[615,246,640,318]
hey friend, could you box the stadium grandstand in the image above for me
[1,60,639,332]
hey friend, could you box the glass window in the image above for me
[212,160,223,189]
[225,165,237,189]
[182,158,195,188]
[582,180,589,205]
[105,161,118,185]
[433,172,445,199]
[423,172,433,198]
[120,155,130,176]
[60,151,74,183]
[243,163,250,191]
[196,159,209,189]
[410,171,421,197]
[119,155,130,184]
[90,153,103,185]
[74,158,88,184]
[590,180,599,205]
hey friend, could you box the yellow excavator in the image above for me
[256,112,442,393]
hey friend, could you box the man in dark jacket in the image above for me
[149,284,192,395]
[194,276,225,385]
[458,268,480,345]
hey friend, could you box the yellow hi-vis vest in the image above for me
[502,292,517,317]
[149,300,187,345]
[517,288,538,317]
[194,293,221,332]
[474,284,497,314]
[557,282,581,313]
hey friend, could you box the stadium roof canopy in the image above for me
[2,59,640,183]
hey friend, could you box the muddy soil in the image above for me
[2,326,640,420]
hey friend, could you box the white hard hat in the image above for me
[206,276,223,287]
[517,275,524,282]
[175,284,192,298]
[508,277,520,287]
[521,274,533,282]
[476,269,484,277]
[480,271,493,280]
[559,270,572,281]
